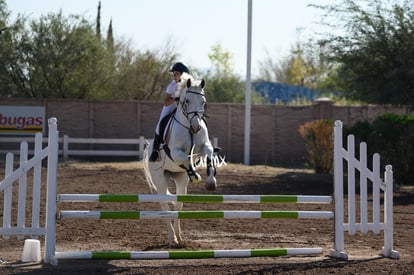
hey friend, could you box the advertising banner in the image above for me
[0,106,45,135]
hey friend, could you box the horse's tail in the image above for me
[142,140,157,194]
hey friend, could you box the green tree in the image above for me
[208,43,233,76]
[32,12,111,98]
[0,7,29,98]
[0,0,16,97]
[205,43,257,103]
[111,39,178,100]
[106,18,114,53]
[315,0,414,107]
[0,1,179,101]
[0,0,7,28]
[258,40,327,90]
[285,43,309,86]
[96,1,101,40]
[0,10,114,99]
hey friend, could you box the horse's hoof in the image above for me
[169,243,181,248]
[205,177,217,191]
[174,242,185,249]
[205,181,217,191]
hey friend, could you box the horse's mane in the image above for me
[175,72,204,99]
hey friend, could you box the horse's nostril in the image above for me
[191,126,201,134]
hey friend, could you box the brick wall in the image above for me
[1,98,411,165]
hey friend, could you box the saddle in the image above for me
[159,109,176,147]
[154,109,176,162]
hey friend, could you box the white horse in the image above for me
[143,74,217,246]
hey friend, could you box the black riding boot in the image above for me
[149,134,161,162]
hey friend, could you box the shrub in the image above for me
[346,113,414,185]
[298,120,334,174]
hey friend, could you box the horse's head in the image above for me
[178,77,206,134]
[174,72,192,98]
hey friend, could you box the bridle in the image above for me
[176,89,206,134]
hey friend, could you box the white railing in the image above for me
[0,135,219,160]
[0,135,146,159]
[61,135,146,159]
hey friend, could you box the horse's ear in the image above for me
[201,79,205,88]
[186,78,191,88]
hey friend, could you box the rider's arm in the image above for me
[164,93,175,106]
[164,80,177,106]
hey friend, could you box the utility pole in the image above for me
[244,0,252,165]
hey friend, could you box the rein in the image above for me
[180,89,206,117]
[177,89,206,132]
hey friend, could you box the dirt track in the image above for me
[0,161,413,274]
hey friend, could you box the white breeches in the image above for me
[155,104,176,135]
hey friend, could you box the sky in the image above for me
[6,0,333,78]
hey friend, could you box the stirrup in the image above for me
[149,150,159,162]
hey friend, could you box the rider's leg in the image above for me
[149,134,162,162]
[149,104,175,162]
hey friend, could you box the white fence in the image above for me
[0,135,146,159]
[0,135,219,160]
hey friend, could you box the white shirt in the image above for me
[166,80,177,97]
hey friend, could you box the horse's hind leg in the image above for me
[160,200,179,247]
[172,172,189,245]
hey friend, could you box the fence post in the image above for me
[63,135,68,160]
[383,165,400,258]
[17,141,28,240]
[32,133,43,234]
[2,153,14,240]
[330,120,347,259]
[138,136,145,159]
[44,118,59,264]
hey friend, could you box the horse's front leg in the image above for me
[160,201,179,247]
[171,147,201,183]
[203,146,217,191]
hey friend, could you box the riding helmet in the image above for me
[170,62,190,74]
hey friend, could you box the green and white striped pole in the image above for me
[54,247,323,260]
[57,194,332,204]
[59,210,334,220]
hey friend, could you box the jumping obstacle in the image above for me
[57,193,332,203]
[0,118,400,265]
[54,247,323,260]
[58,210,334,220]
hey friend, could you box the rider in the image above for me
[149,62,190,162]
